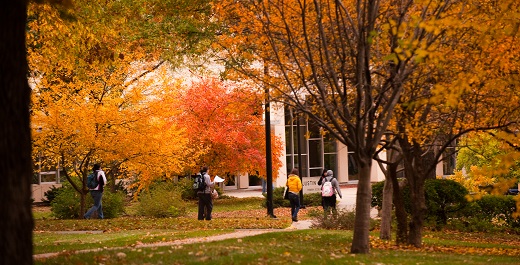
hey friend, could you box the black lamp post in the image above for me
[265,84,276,218]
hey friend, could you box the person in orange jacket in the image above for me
[286,168,303,222]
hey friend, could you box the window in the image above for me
[285,108,308,177]
[285,107,337,178]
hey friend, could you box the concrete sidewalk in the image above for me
[223,185,378,218]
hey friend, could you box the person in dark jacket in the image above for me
[84,164,108,219]
[197,166,215,220]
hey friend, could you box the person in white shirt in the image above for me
[84,163,108,219]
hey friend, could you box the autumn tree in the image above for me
[27,0,218,212]
[214,0,469,253]
[175,78,284,181]
[378,0,520,247]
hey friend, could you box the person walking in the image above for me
[84,164,107,219]
[317,169,328,208]
[286,168,303,222]
[197,166,215,221]
[321,170,342,218]
[317,169,328,185]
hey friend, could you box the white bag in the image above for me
[321,178,334,197]
[211,189,219,199]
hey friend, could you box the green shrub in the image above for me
[446,215,502,233]
[42,185,61,204]
[371,181,385,209]
[264,187,290,208]
[101,191,126,218]
[136,181,188,218]
[472,195,519,228]
[50,183,125,219]
[424,179,469,226]
[303,192,322,207]
[372,179,468,227]
[178,177,197,200]
[50,185,81,219]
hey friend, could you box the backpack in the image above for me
[193,173,207,192]
[321,177,334,197]
[87,171,99,189]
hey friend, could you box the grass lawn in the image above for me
[33,197,520,264]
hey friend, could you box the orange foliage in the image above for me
[176,78,284,181]
[28,1,280,193]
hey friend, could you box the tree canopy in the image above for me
[213,0,520,252]
[28,0,283,198]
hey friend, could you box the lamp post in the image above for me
[265,85,276,218]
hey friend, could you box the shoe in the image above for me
[292,218,298,222]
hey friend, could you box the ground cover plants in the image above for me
[33,195,520,264]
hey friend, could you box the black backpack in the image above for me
[87,171,99,189]
[193,173,207,192]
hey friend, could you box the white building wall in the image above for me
[32,183,62,203]
[336,142,350,183]
[271,103,288,188]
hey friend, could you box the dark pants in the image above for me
[84,190,104,219]
[322,195,337,218]
[288,192,300,221]
[198,193,213,220]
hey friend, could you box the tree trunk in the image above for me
[408,176,426,247]
[392,176,408,245]
[0,1,34,264]
[380,172,393,240]
[351,164,372,254]
[406,147,433,247]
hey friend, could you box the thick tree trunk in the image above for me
[380,173,393,240]
[406,149,433,247]
[0,1,34,264]
[408,177,426,247]
[351,164,372,254]
[392,176,408,245]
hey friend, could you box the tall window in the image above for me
[285,108,308,177]
[285,107,337,178]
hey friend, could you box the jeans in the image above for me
[84,190,104,219]
[198,193,213,220]
[288,192,300,220]
[322,196,337,218]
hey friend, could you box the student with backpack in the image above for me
[196,166,215,220]
[286,168,303,222]
[320,170,342,218]
[84,164,107,219]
